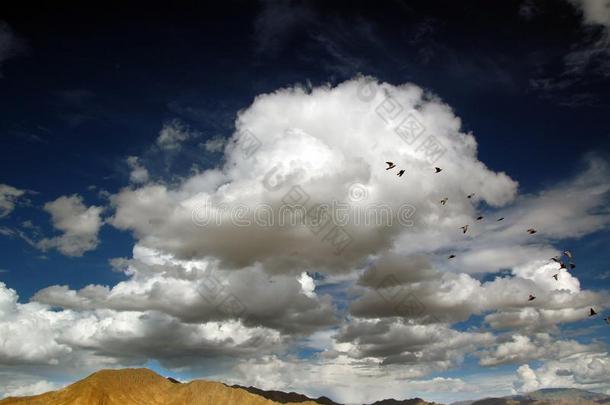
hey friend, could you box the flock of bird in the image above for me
[384,161,609,325]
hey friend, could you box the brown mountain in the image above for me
[0,368,443,405]
[232,384,342,404]
[0,368,321,405]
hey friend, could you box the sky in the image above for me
[0,1,609,404]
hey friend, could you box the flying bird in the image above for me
[551,256,561,263]
[435,167,442,173]
[385,162,396,170]
[476,216,484,220]
[448,254,456,259]
[563,250,573,261]
[460,225,469,234]
[528,294,536,301]
[559,262,567,270]
[552,274,559,280]
[497,217,504,221]
[440,197,448,205]
[467,193,475,199]
[590,308,597,317]
[570,263,576,269]
[527,228,537,234]
[397,169,405,177]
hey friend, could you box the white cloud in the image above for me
[0,280,283,371]
[298,272,316,298]
[569,0,610,29]
[203,136,226,153]
[110,78,519,275]
[350,259,607,329]
[229,354,479,404]
[480,333,603,366]
[0,283,75,365]
[37,195,103,256]
[126,156,149,184]
[33,245,337,336]
[0,184,25,218]
[2,380,58,398]
[513,351,610,394]
[334,318,495,368]
[156,119,195,151]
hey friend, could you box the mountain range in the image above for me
[450,388,610,405]
[1,368,608,405]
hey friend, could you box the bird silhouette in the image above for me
[497,217,504,221]
[440,197,448,205]
[460,225,469,234]
[386,162,396,170]
[570,263,576,269]
[476,216,484,220]
[590,308,597,317]
[435,167,442,173]
[559,262,567,270]
[528,294,536,301]
[397,169,405,177]
[448,254,456,259]
[563,250,573,261]
[527,228,537,234]
[552,274,559,280]
[467,193,475,199]
[551,256,561,263]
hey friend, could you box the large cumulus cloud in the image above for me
[109,78,518,274]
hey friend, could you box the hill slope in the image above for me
[0,368,320,405]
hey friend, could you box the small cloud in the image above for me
[37,194,104,257]
[0,184,26,218]
[126,156,150,184]
[203,136,226,153]
[2,380,57,398]
[569,0,610,29]
[156,119,196,151]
